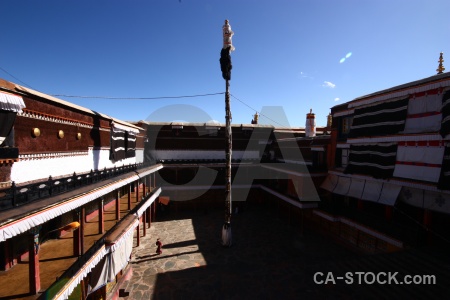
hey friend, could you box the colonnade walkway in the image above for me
[0,185,149,300]
[120,205,450,299]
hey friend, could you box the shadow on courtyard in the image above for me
[138,202,450,299]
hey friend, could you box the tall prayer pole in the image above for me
[220,19,234,247]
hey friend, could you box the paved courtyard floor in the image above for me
[120,204,450,300]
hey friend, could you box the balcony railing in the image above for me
[0,162,154,211]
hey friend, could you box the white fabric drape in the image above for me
[361,180,383,202]
[393,144,444,183]
[135,188,161,217]
[403,93,442,133]
[399,187,450,215]
[347,177,365,199]
[0,92,26,112]
[53,246,108,300]
[321,174,401,206]
[58,216,140,299]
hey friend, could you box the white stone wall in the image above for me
[135,149,144,164]
[11,148,137,184]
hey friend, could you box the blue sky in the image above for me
[1,0,449,127]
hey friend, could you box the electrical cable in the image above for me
[51,92,225,100]
[0,66,33,89]
[230,93,290,128]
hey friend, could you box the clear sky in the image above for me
[1,0,449,127]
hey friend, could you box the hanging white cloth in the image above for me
[0,91,26,112]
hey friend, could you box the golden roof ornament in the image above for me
[253,112,259,124]
[437,52,445,74]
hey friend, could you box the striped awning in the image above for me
[0,91,26,112]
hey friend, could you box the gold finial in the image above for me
[252,112,259,124]
[437,52,445,74]
[327,113,333,128]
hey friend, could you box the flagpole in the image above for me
[220,19,234,247]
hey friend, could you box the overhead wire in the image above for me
[0,65,33,89]
[51,92,225,100]
[0,63,291,128]
[230,93,290,128]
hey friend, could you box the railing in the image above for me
[0,162,155,211]
[42,188,160,300]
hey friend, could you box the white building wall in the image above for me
[135,149,144,164]
[11,148,137,184]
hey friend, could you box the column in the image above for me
[80,278,87,300]
[142,214,146,237]
[128,184,132,210]
[29,232,40,294]
[3,240,13,270]
[423,209,432,245]
[142,177,146,197]
[357,199,364,211]
[135,181,139,202]
[149,174,152,191]
[115,190,120,220]
[136,222,140,247]
[73,210,81,256]
[80,207,85,254]
[150,174,153,191]
[98,198,104,234]
[152,173,156,188]
[147,206,151,228]
[385,205,393,221]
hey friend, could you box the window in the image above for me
[342,116,353,135]
[335,148,349,168]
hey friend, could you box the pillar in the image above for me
[29,233,40,294]
[357,199,364,211]
[147,206,151,228]
[136,181,139,202]
[80,207,85,254]
[153,173,156,188]
[150,173,153,189]
[73,210,81,256]
[142,214,146,237]
[2,239,13,270]
[423,209,432,245]
[385,205,393,221]
[99,286,107,300]
[80,278,86,300]
[136,223,140,247]
[142,178,146,197]
[116,190,120,220]
[128,184,132,210]
[98,199,104,234]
